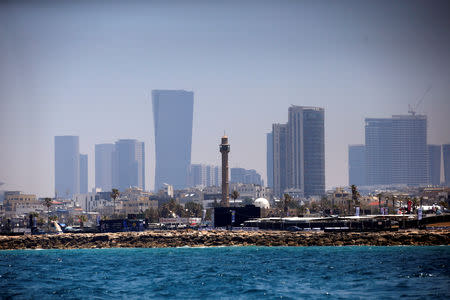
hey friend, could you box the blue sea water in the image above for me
[0,246,449,299]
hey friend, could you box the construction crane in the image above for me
[408,85,432,115]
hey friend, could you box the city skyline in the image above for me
[1,1,450,197]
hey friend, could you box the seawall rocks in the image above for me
[0,230,449,250]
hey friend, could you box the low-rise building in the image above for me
[4,191,42,217]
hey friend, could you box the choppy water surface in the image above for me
[1,246,449,299]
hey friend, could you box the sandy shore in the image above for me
[0,230,449,250]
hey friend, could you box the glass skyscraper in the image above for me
[348,145,366,186]
[95,143,114,192]
[112,139,145,191]
[391,115,428,186]
[55,136,80,198]
[152,90,194,191]
[364,114,428,187]
[365,118,393,186]
[270,106,325,198]
[443,144,450,186]
[79,154,88,193]
[266,132,273,188]
[427,144,441,186]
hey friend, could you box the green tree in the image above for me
[185,201,203,217]
[111,188,120,216]
[144,208,160,223]
[377,193,383,214]
[282,194,293,217]
[231,190,240,206]
[43,197,52,232]
[159,199,185,218]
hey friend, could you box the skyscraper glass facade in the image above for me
[152,90,194,191]
[55,136,80,198]
[79,154,88,194]
[427,144,441,186]
[112,139,145,191]
[95,143,114,192]
[348,145,366,186]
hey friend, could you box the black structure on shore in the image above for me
[214,205,261,227]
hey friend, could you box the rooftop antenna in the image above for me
[409,85,432,115]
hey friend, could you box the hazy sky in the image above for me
[1,0,449,197]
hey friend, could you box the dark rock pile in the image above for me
[0,230,449,250]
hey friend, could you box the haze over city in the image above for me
[1,0,450,197]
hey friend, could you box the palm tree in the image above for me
[283,193,293,217]
[377,193,383,214]
[78,215,87,228]
[43,197,52,232]
[111,188,120,217]
[231,190,240,206]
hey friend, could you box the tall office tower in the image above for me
[266,132,274,188]
[443,144,450,186]
[79,154,88,193]
[95,143,114,192]
[189,164,207,187]
[112,139,145,191]
[230,168,262,185]
[55,136,80,198]
[205,165,215,187]
[427,145,441,186]
[348,145,366,186]
[391,115,428,186]
[365,118,393,186]
[152,90,194,191]
[287,106,325,197]
[220,135,230,207]
[214,165,221,187]
[272,123,288,197]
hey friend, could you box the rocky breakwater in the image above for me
[0,230,449,250]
